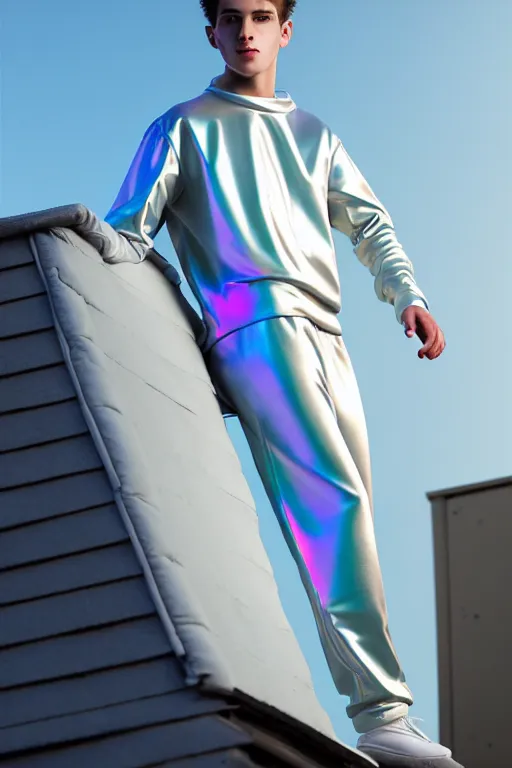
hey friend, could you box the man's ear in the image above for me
[280,20,293,49]
[205,25,218,49]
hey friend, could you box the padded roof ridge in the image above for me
[26,225,234,692]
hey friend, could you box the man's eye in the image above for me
[221,13,271,24]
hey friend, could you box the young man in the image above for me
[94,1,461,765]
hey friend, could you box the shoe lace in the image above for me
[403,716,431,741]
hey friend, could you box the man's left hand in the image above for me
[401,305,446,360]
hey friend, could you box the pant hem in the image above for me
[352,702,410,734]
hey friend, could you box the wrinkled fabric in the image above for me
[104,76,429,352]
[100,77,427,732]
[205,315,413,732]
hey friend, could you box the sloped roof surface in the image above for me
[0,206,375,767]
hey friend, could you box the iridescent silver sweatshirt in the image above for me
[99,76,429,352]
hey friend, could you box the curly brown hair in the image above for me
[200,0,297,27]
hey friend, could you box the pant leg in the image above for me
[205,315,413,733]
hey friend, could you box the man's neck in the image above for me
[214,67,277,98]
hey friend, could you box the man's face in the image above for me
[207,0,292,79]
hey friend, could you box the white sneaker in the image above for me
[356,716,465,767]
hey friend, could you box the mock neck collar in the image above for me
[205,76,296,114]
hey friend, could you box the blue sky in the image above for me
[2,0,511,748]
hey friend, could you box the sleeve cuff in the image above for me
[394,293,430,324]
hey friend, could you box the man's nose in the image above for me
[238,17,254,40]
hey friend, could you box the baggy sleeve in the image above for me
[97,120,181,264]
[327,137,429,323]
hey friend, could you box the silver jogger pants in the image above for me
[205,315,413,733]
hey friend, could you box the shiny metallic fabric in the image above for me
[104,76,429,353]
[102,77,428,732]
[205,316,413,732]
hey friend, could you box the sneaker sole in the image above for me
[358,750,465,768]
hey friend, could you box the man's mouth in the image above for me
[237,48,258,54]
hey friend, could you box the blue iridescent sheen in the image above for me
[104,76,428,354]
[206,315,413,733]
[99,75,431,733]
